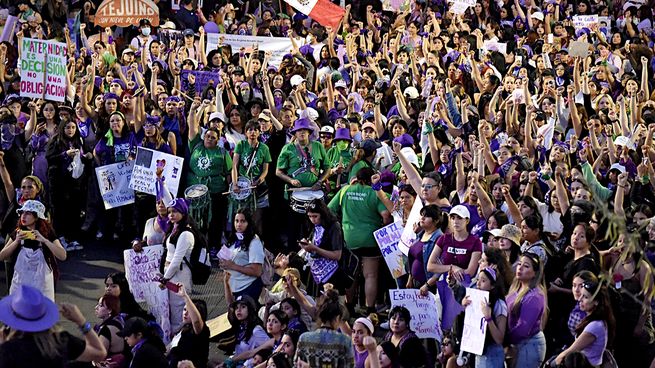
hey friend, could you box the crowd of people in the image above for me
[0,0,654,367]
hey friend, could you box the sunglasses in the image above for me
[320,135,333,139]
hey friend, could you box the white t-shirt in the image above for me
[228,236,265,292]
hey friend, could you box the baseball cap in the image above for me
[320,125,335,135]
[449,205,470,219]
[290,75,306,87]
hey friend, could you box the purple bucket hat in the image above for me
[290,118,314,134]
[334,127,352,141]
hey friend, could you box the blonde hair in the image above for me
[508,254,549,329]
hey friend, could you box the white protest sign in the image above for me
[569,41,591,58]
[43,41,68,102]
[123,245,171,341]
[482,40,507,54]
[129,147,184,196]
[96,161,134,209]
[374,222,407,278]
[206,33,292,67]
[390,289,442,340]
[572,14,598,30]
[399,199,422,255]
[19,38,47,100]
[461,288,490,355]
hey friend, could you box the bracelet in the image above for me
[371,182,383,191]
[79,321,92,334]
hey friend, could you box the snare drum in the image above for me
[230,176,254,201]
[290,190,324,214]
[185,184,210,231]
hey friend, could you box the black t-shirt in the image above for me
[167,324,210,368]
[0,331,85,368]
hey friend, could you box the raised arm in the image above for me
[392,141,423,195]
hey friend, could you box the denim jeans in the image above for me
[476,343,505,368]
[515,331,547,368]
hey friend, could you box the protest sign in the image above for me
[569,41,591,58]
[399,199,422,255]
[206,33,292,67]
[181,70,221,94]
[374,222,407,278]
[461,288,490,355]
[123,245,171,341]
[19,38,68,102]
[572,14,598,30]
[94,0,160,27]
[207,313,231,338]
[130,147,184,196]
[382,0,410,11]
[96,161,135,209]
[482,40,507,54]
[390,289,442,340]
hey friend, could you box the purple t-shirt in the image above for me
[436,234,482,271]
[506,288,545,344]
[354,348,369,368]
[408,240,427,284]
[580,321,607,366]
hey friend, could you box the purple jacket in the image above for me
[506,288,545,344]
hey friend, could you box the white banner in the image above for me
[44,41,68,102]
[374,221,407,278]
[129,147,184,196]
[123,245,171,341]
[206,33,292,67]
[461,288,490,355]
[389,289,442,340]
[19,38,68,102]
[95,161,135,209]
[399,199,422,256]
[572,14,598,30]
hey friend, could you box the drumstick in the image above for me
[172,88,194,102]
[221,186,257,195]
[287,187,314,192]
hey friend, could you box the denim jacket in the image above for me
[416,229,443,281]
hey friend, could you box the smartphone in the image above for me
[21,230,36,240]
[548,34,554,44]
[165,281,180,293]
[516,56,523,63]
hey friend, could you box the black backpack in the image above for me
[160,226,212,285]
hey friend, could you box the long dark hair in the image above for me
[484,247,514,292]
[165,211,199,245]
[52,120,83,148]
[227,208,257,250]
[306,199,338,228]
[575,280,615,348]
[105,272,150,320]
[228,297,263,343]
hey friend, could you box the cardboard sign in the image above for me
[19,38,67,101]
[399,199,422,256]
[94,0,160,27]
[569,40,591,58]
[374,222,407,278]
[390,289,442,340]
[123,245,171,341]
[206,33,292,67]
[96,161,135,209]
[572,14,598,30]
[129,147,184,196]
[207,313,231,338]
[461,288,490,355]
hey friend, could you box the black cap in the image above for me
[233,66,245,75]
[139,19,151,27]
[117,317,148,337]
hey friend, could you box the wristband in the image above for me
[484,316,492,322]
[108,36,113,45]
[643,175,650,182]
[79,321,92,334]
[371,182,383,191]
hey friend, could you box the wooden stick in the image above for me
[172,88,193,101]
[221,186,257,195]
[286,187,314,192]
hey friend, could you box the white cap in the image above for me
[160,21,176,30]
[531,11,545,21]
[257,112,271,121]
[404,86,419,99]
[335,80,347,89]
[485,229,502,237]
[299,107,319,121]
[320,125,335,135]
[614,135,635,149]
[208,111,226,122]
[449,205,471,219]
[290,75,306,87]
[609,163,626,174]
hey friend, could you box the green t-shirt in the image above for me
[328,184,387,249]
[276,141,328,187]
[234,140,272,180]
[187,134,233,193]
[326,146,353,189]
[348,160,374,183]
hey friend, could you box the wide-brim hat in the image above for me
[290,118,314,133]
[334,127,352,141]
[497,224,522,246]
[16,200,46,220]
[0,285,59,332]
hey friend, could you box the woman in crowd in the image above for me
[351,316,376,368]
[160,198,196,336]
[506,253,548,367]
[383,306,428,368]
[408,204,446,292]
[0,154,46,237]
[167,284,210,368]
[118,317,168,368]
[93,293,127,367]
[0,200,65,301]
[104,272,152,321]
[224,295,270,367]
[221,208,265,301]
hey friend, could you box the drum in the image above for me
[185,184,210,231]
[290,190,324,214]
[230,176,254,201]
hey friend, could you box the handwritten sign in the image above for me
[374,222,407,278]
[461,288,490,355]
[569,40,591,58]
[129,147,184,196]
[96,161,135,209]
[123,245,171,341]
[572,14,598,30]
[206,33,292,67]
[94,0,160,27]
[390,289,442,340]
[399,199,422,256]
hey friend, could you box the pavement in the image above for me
[0,237,228,364]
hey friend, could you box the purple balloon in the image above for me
[204,22,219,34]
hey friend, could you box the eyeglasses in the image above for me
[421,184,437,190]
[320,135,332,139]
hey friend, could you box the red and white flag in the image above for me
[283,0,345,29]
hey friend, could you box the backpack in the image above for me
[184,229,212,285]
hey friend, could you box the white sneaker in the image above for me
[59,237,69,248]
[95,231,103,240]
[68,241,83,251]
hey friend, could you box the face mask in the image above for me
[353,132,363,143]
[274,97,283,106]
[238,29,247,35]
[280,26,289,35]
[142,27,151,36]
[336,141,349,151]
